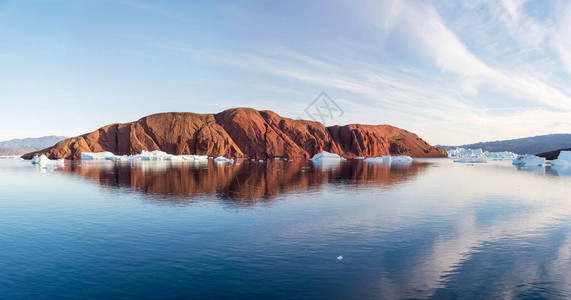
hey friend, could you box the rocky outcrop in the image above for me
[22,108,447,160]
[537,148,571,160]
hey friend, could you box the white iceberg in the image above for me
[310,151,342,162]
[214,156,234,163]
[354,156,365,160]
[551,151,571,168]
[512,155,545,167]
[365,156,391,163]
[365,155,412,164]
[483,151,518,159]
[447,148,517,160]
[81,152,116,160]
[31,155,65,167]
[133,150,172,161]
[447,148,483,158]
[79,150,209,162]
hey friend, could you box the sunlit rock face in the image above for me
[22,108,447,160]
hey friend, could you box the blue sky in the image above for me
[1,0,571,145]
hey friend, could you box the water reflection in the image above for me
[4,159,571,298]
[58,160,429,204]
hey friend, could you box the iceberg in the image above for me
[310,151,342,171]
[365,155,412,164]
[447,148,517,160]
[483,151,518,159]
[31,155,65,167]
[512,155,545,167]
[310,151,342,162]
[551,151,571,168]
[447,148,483,158]
[354,156,365,160]
[81,152,116,160]
[214,156,234,163]
[79,150,209,162]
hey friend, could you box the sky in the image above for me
[1,0,571,145]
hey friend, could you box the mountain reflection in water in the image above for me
[59,160,428,204]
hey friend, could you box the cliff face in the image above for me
[22,108,447,160]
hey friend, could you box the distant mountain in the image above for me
[0,135,67,149]
[438,134,571,155]
[0,147,40,156]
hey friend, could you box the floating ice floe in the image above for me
[354,156,365,160]
[80,150,209,162]
[447,148,517,159]
[31,155,65,167]
[310,151,342,162]
[551,151,571,168]
[512,155,545,167]
[214,156,234,163]
[365,155,413,164]
[337,255,343,260]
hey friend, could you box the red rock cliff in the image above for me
[22,108,447,159]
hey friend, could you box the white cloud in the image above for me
[551,3,571,74]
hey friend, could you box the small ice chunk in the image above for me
[512,155,545,167]
[337,255,343,260]
[354,156,365,160]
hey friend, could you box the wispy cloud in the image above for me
[2,0,570,144]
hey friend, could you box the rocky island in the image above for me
[23,108,446,160]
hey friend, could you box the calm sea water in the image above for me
[1,158,571,299]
